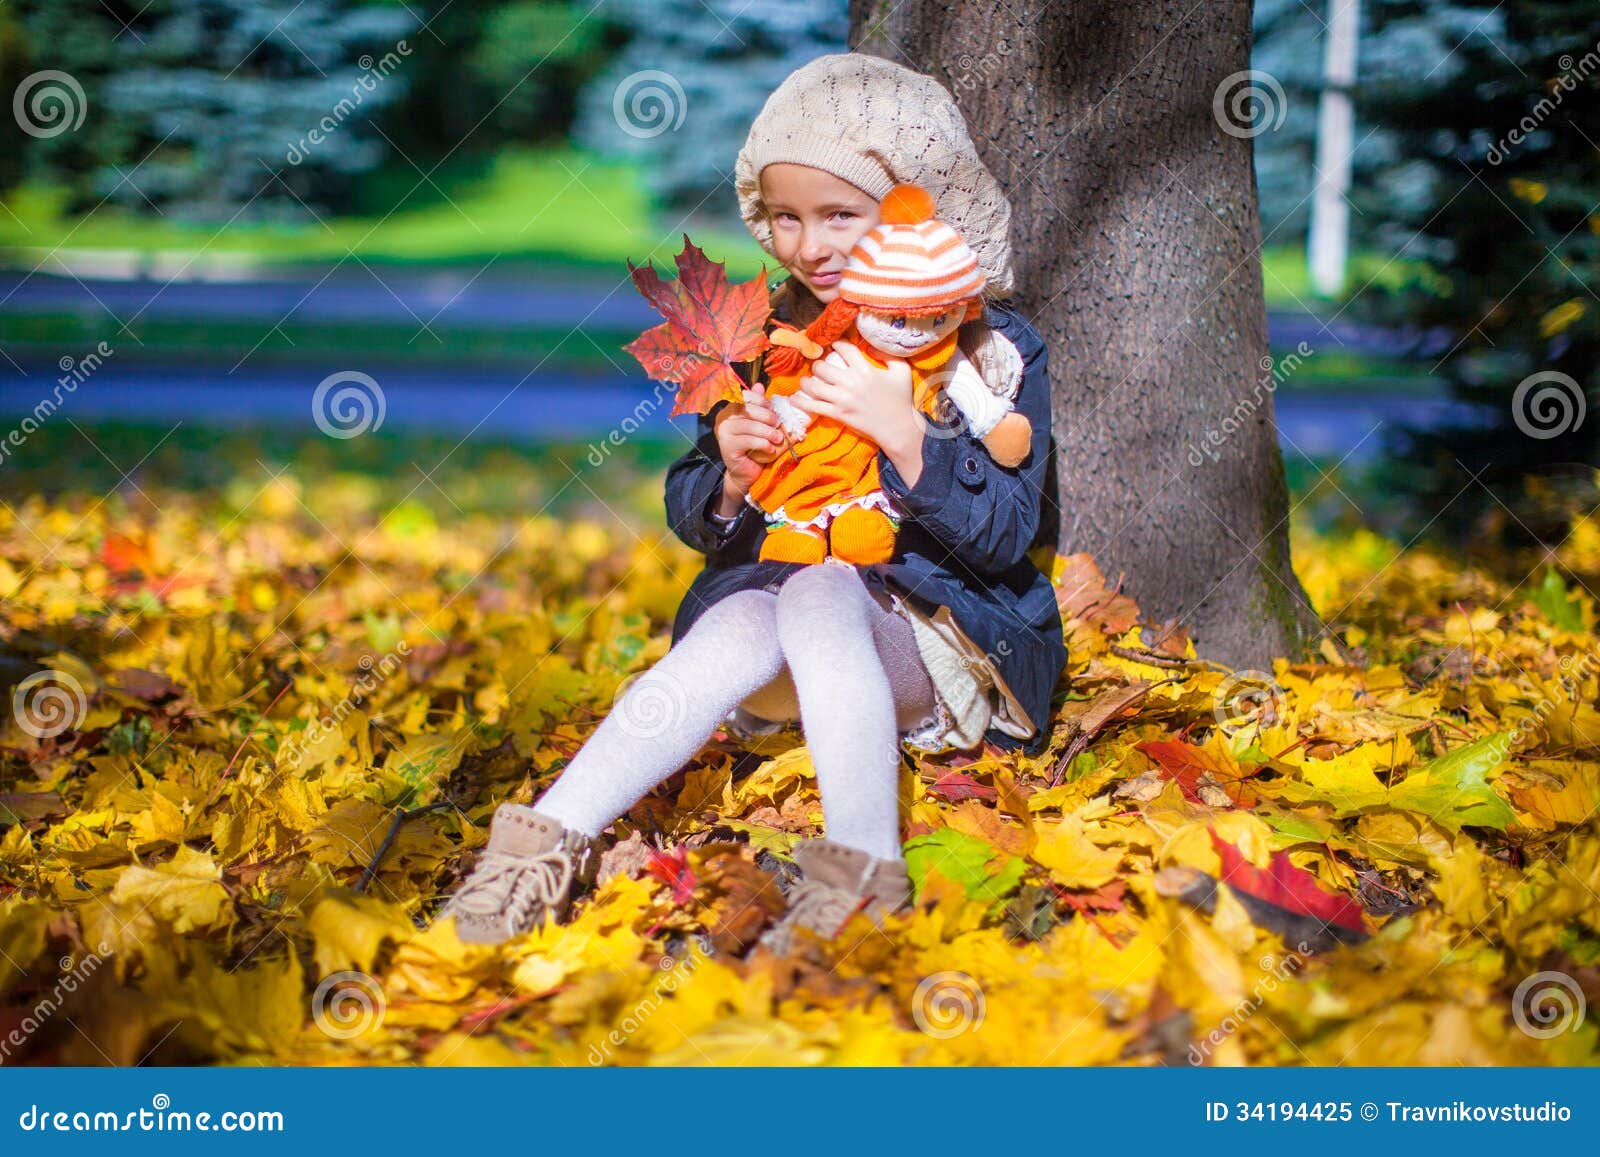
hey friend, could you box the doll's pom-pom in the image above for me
[880,183,937,226]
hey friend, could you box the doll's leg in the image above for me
[773,564,937,860]
[828,506,897,565]
[532,589,785,837]
[759,525,827,564]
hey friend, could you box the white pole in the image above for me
[1309,0,1360,297]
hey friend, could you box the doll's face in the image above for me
[760,164,881,303]
[854,306,964,358]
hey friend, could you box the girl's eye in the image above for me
[891,317,906,329]
[773,213,797,224]
[831,211,856,221]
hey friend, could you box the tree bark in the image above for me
[850,0,1322,671]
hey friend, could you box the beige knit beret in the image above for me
[735,52,1016,298]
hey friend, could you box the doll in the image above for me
[745,183,1032,566]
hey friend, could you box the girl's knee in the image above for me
[775,562,868,621]
[775,566,877,663]
[691,588,778,638]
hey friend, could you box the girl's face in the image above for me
[760,163,881,303]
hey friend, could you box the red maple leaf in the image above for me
[623,236,771,417]
[644,845,697,905]
[1137,739,1259,807]
[925,770,998,804]
[1208,829,1368,938]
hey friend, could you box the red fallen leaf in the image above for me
[1208,828,1368,941]
[624,236,772,418]
[100,532,205,601]
[1144,617,1193,659]
[1047,881,1127,947]
[645,844,696,905]
[456,994,539,1029]
[0,792,67,827]
[1078,877,1128,913]
[1138,739,1258,807]
[107,573,205,600]
[926,770,998,804]
[101,531,153,576]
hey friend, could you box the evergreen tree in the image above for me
[378,1,625,172]
[1251,0,1497,246]
[573,0,848,220]
[11,0,415,219]
[1356,0,1600,547]
[0,10,29,193]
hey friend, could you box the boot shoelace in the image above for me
[452,848,575,925]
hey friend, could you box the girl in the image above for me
[437,53,1067,953]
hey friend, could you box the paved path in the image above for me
[0,358,1483,463]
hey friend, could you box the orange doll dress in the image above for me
[745,324,960,565]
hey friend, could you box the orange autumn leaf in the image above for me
[1137,739,1259,807]
[624,236,772,417]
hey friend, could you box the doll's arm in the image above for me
[766,391,812,443]
[958,319,1025,400]
[943,350,1033,469]
[943,350,1013,438]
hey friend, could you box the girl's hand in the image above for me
[793,341,925,479]
[713,383,783,510]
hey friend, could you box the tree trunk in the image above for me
[850,0,1322,671]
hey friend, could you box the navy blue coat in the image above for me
[663,294,1067,755]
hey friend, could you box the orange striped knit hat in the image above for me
[838,184,985,316]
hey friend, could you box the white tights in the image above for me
[531,563,938,861]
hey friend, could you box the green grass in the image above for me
[1260,244,1429,309]
[1,151,1404,308]
[0,147,769,275]
[0,311,641,369]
